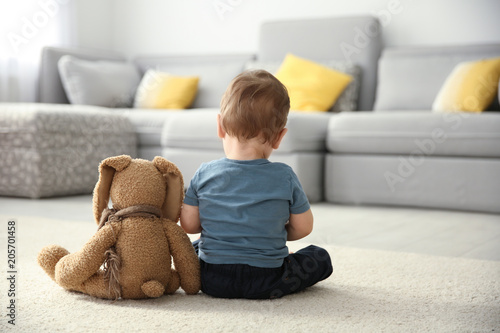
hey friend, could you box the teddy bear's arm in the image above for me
[163,220,201,295]
[55,222,121,289]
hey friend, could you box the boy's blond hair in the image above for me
[220,70,290,145]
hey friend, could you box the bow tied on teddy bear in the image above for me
[37,155,201,300]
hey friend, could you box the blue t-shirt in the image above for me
[184,158,310,268]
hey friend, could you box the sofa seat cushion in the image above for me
[161,109,332,153]
[327,112,500,158]
[325,154,500,214]
[117,109,181,147]
[0,103,136,198]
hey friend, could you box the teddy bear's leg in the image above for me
[37,245,70,281]
[163,222,201,295]
[164,269,180,294]
[71,271,115,299]
[53,223,120,290]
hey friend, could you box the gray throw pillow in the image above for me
[244,59,361,112]
[58,55,141,107]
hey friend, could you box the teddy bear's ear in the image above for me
[152,156,184,222]
[92,155,132,224]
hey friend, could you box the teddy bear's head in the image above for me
[92,155,184,225]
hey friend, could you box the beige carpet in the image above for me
[1,215,499,332]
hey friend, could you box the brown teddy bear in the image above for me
[37,155,201,299]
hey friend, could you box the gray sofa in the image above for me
[326,44,500,214]
[1,16,499,214]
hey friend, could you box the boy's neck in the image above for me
[222,135,274,160]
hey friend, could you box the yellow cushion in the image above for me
[134,70,199,109]
[275,54,353,112]
[432,57,500,113]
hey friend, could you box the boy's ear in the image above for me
[216,114,226,139]
[272,128,288,149]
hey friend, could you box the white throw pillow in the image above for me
[58,55,141,107]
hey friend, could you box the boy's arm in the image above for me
[286,208,313,241]
[180,203,202,234]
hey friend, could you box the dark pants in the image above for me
[192,239,333,299]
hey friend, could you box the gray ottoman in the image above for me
[0,103,137,198]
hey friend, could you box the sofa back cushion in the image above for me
[374,44,500,111]
[133,54,254,108]
[257,16,382,111]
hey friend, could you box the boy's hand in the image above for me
[286,209,313,241]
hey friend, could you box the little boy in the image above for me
[180,70,332,299]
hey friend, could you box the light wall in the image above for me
[75,0,500,57]
[72,0,114,50]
